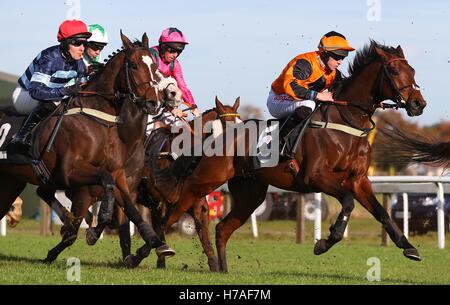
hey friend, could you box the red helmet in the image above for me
[57,20,92,42]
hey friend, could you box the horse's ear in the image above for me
[215,96,224,110]
[120,30,133,50]
[232,97,240,112]
[142,33,149,49]
[396,45,405,58]
[373,45,389,62]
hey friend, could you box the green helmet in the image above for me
[87,24,108,44]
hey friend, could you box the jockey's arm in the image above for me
[285,59,318,101]
[28,55,81,101]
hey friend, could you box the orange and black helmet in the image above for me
[318,31,355,57]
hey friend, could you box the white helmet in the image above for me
[87,24,108,44]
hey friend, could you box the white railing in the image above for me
[234,176,449,249]
[0,217,6,237]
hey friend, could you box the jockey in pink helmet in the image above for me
[149,27,200,117]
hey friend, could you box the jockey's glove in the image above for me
[62,83,82,96]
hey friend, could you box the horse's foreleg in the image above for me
[352,176,421,261]
[313,189,354,255]
[36,186,73,231]
[116,207,132,261]
[188,198,219,272]
[114,171,175,259]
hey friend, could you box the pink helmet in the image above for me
[159,27,189,44]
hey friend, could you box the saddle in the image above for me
[145,127,201,204]
[252,107,317,172]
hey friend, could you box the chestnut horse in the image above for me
[132,41,427,272]
[123,97,241,271]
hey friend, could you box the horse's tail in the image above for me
[377,124,450,168]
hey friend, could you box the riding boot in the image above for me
[280,106,313,158]
[9,102,55,149]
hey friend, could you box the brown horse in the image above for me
[0,32,174,262]
[123,98,241,271]
[131,41,427,272]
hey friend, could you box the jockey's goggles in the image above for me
[87,42,106,51]
[67,38,87,47]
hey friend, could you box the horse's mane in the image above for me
[331,40,402,96]
[88,39,145,80]
[202,108,217,116]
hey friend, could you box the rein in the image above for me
[317,56,417,136]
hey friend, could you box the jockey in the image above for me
[83,24,108,75]
[10,20,91,149]
[267,31,355,157]
[268,31,355,119]
[148,27,200,120]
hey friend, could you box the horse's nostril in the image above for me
[412,100,421,109]
[170,91,176,98]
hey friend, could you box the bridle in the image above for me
[78,48,164,115]
[374,57,421,110]
[123,51,163,115]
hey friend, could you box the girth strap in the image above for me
[64,108,119,123]
[309,120,371,137]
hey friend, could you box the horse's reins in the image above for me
[318,56,420,134]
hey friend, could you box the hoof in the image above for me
[313,239,329,255]
[123,255,139,268]
[42,258,53,264]
[85,228,99,246]
[156,244,176,258]
[403,248,422,261]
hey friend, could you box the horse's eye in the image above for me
[131,62,138,69]
[389,67,399,75]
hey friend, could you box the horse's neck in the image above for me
[192,111,218,139]
[329,62,382,125]
[118,98,146,147]
[79,53,126,114]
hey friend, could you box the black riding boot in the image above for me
[280,106,313,158]
[10,102,55,149]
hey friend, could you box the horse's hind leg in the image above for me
[216,177,268,272]
[0,176,26,219]
[188,198,219,272]
[352,176,421,261]
[43,187,92,263]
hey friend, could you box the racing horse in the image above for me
[132,41,427,272]
[0,32,175,262]
[123,97,241,271]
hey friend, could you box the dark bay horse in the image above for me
[135,41,427,272]
[124,97,241,271]
[0,32,175,262]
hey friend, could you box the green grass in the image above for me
[0,219,449,284]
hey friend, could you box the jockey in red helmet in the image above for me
[10,20,91,149]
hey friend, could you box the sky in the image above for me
[0,0,449,126]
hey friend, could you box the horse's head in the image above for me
[214,96,242,124]
[373,44,426,116]
[119,31,169,115]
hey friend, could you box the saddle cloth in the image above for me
[0,108,31,164]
